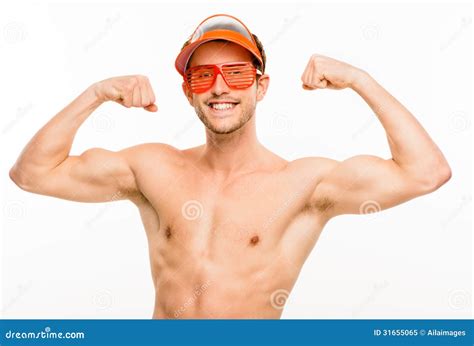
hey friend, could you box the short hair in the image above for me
[251,33,266,74]
[180,33,266,74]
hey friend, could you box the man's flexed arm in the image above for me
[9,75,157,202]
[301,55,452,217]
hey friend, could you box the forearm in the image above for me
[11,85,102,176]
[351,71,451,180]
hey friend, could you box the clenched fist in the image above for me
[93,75,158,112]
[301,54,365,90]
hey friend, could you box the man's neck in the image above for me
[199,118,264,175]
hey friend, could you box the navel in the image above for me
[249,235,260,246]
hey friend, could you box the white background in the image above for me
[0,1,472,319]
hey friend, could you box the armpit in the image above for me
[301,196,335,214]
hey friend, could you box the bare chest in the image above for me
[136,168,327,266]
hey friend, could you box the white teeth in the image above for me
[210,103,236,110]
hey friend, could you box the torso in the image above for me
[128,144,333,319]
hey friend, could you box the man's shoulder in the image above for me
[287,156,339,176]
[268,156,340,194]
[120,142,186,169]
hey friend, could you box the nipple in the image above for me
[165,226,172,239]
[249,235,260,246]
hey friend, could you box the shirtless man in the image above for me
[9,14,451,319]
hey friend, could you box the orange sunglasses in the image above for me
[184,61,262,94]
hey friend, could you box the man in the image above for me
[9,14,451,319]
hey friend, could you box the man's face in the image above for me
[183,41,269,135]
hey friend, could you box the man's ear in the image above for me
[256,74,270,102]
[182,82,194,106]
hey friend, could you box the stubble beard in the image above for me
[194,101,256,135]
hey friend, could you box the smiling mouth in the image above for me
[206,101,239,112]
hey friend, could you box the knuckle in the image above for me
[128,76,139,87]
[125,86,134,96]
[137,75,148,84]
[124,85,133,95]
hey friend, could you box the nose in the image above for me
[210,72,230,95]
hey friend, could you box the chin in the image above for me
[207,121,241,135]
[195,102,254,134]
[204,110,239,128]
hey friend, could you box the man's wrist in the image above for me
[86,82,105,107]
[349,69,372,92]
